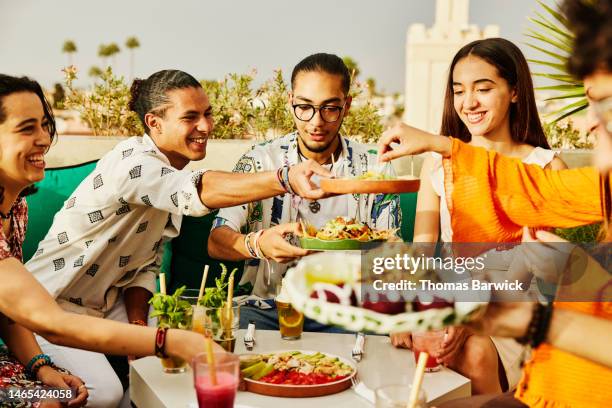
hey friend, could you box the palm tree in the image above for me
[106,42,121,67]
[98,43,121,68]
[98,44,110,67]
[525,0,587,123]
[342,56,360,80]
[125,36,140,80]
[62,40,77,66]
[88,66,103,79]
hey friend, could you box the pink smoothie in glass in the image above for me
[195,372,238,408]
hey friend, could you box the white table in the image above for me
[130,330,470,407]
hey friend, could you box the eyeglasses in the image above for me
[592,95,612,134]
[292,101,346,123]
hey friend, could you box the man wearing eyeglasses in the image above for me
[208,53,401,331]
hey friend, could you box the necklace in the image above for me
[297,142,342,214]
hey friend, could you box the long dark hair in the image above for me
[440,38,550,149]
[129,69,201,135]
[0,74,57,202]
[0,74,56,141]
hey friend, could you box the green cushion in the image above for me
[24,161,98,262]
[167,213,243,293]
[399,192,418,242]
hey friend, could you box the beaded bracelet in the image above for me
[25,354,51,374]
[155,327,169,358]
[31,360,58,378]
[517,302,554,348]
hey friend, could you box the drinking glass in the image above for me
[192,353,239,408]
[411,329,446,372]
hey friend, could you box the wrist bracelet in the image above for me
[518,302,554,348]
[276,167,288,193]
[26,354,50,373]
[155,327,169,358]
[31,360,58,378]
[253,229,267,259]
[244,232,258,258]
[533,302,554,348]
[130,319,147,326]
[282,166,295,195]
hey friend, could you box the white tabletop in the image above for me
[130,330,470,407]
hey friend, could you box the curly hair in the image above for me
[563,0,612,78]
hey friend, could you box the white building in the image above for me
[404,0,499,132]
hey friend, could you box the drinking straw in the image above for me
[198,265,209,303]
[408,351,428,408]
[159,273,166,295]
[205,338,217,385]
[224,272,235,340]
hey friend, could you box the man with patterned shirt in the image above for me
[208,54,401,331]
[25,69,331,407]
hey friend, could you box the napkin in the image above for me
[353,381,375,404]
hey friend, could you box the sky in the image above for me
[0,0,553,93]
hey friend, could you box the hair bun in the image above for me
[128,78,144,112]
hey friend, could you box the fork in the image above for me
[350,372,361,388]
[244,320,255,351]
[352,332,365,362]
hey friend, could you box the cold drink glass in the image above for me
[276,299,304,340]
[411,329,446,372]
[192,353,239,408]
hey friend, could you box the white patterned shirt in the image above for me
[26,135,210,317]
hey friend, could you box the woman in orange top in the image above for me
[378,1,611,406]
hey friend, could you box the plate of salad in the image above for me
[299,217,397,250]
[240,350,355,397]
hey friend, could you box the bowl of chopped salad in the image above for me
[299,217,398,250]
[240,350,355,397]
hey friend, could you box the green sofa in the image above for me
[24,162,418,291]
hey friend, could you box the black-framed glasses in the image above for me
[593,95,612,134]
[292,101,346,123]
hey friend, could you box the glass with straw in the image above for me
[375,351,428,408]
[193,339,239,408]
[197,267,240,351]
[150,273,192,373]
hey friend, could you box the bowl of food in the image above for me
[299,217,397,250]
[240,350,355,397]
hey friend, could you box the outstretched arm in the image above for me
[0,258,220,362]
[199,159,332,209]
